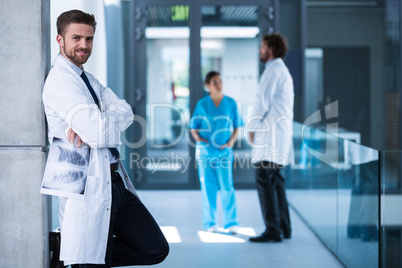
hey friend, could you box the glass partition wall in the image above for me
[288,122,380,267]
[296,2,401,265]
[145,5,191,185]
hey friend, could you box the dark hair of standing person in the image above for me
[57,9,97,36]
[262,33,289,60]
[205,71,220,85]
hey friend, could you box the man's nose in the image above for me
[79,40,89,49]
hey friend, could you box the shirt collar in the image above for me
[264,58,274,69]
[57,53,84,76]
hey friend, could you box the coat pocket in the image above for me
[64,176,100,215]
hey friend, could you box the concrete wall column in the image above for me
[0,0,50,267]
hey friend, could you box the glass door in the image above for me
[129,1,193,189]
[128,0,274,189]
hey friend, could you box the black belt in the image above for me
[110,163,119,173]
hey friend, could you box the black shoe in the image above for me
[49,232,66,268]
[283,232,291,239]
[249,232,282,243]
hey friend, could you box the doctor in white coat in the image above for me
[42,10,168,267]
[248,33,294,243]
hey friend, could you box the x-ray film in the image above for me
[41,138,90,199]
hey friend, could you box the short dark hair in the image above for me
[262,33,288,60]
[205,71,220,84]
[57,10,97,36]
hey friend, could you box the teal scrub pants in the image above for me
[196,142,239,230]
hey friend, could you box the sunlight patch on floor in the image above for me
[160,226,182,243]
[197,231,246,243]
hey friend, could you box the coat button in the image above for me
[107,208,109,211]
[105,155,107,158]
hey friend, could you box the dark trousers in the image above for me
[72,171,169,267]
[255,161,291,236]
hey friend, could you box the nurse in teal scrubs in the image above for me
[189,71,243,233]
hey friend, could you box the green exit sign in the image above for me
[171,5,189,21]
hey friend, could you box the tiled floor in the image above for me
[131,190,344,268]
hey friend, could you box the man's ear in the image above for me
[268,47,274,58]
[56,34,64,47]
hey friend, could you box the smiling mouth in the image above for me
[76,50,88,55]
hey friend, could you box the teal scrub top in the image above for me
[189,95,243,148]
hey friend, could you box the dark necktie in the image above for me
[81,71,120,159]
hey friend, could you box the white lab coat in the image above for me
[249,58,294,165]
[42,55,136,265]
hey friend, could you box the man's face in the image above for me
[57,23,94,68]
[259,41,272,63]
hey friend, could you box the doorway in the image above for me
[125,0,276,189]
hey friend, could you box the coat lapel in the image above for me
[52,56,101,109]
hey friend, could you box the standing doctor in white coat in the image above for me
[42,10,168,267]
[248,33,294,243]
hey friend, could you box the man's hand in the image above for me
[68,128,83,147]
